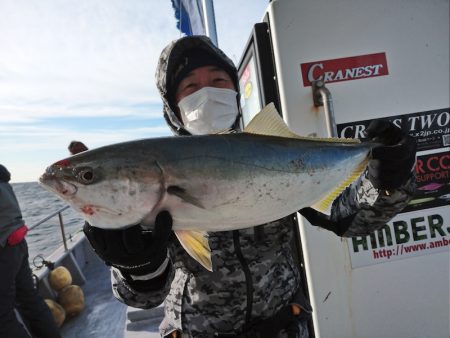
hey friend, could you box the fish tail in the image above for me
[311,156,369,214]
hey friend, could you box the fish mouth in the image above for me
[39,171,78,197]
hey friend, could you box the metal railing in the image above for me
[28,205,71,251]
[312,80,338,137]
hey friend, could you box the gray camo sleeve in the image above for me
[330,168,416,237]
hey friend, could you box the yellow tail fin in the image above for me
[311,157,369,214]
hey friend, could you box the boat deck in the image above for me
[37,234,164,338]
[60,253,128,337]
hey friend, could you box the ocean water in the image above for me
[11,182,84,267]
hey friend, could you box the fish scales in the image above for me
[141,133,370,230]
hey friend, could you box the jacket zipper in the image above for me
[233,230,253,326]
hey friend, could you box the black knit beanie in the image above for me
[169,48,236,105]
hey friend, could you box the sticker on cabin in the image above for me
[338,108,450,152]
[337,108,450,268]
[300,52,389,87]
[239,57,262,126]
[337,107,450,213]
[347,206,449,268]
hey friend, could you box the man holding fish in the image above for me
[42,36,416,337]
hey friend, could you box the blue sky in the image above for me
[0,0,269,182]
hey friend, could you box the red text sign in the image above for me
[300,52,389,87]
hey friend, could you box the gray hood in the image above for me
[155,35,239,135]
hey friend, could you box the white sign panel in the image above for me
[337,108,450,268]
[348,206,449,268]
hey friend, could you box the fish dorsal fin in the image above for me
[244,103,300,138]
[244,103,360,144]
[311,156,369,214]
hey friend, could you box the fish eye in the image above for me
[78,168,95,184]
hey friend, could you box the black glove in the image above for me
[365,120,416,190]
[83,211,173,276]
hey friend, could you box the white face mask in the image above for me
[177,87,239,135]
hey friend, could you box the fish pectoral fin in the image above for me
[244,103,359,143]
[167,186,205,209]
[175,230,212,271]
[311,157,369,214]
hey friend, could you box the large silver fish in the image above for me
[39,104,375,271]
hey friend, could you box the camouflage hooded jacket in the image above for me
[111,36,416,337]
